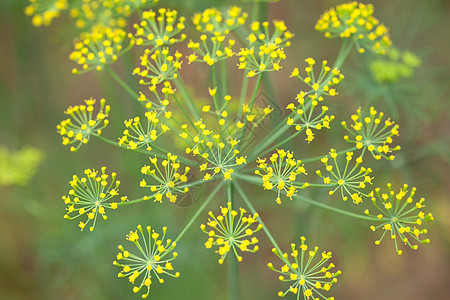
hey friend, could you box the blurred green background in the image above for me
[1,0,449,299]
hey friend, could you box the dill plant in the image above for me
[26,1,435,299]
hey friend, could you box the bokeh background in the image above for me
[1,0,449,299]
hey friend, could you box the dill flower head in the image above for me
[62,167,126,231]
[133,48,183,86]
[24,0,68,27]
[193,6,248,35]
[364,183,434,255]
[57,98,110,152]
[136,81,176,115]
[369,48,421,83]
[342,106,400,160]
[118,111,170,151]
[134,8,186,47]
[70,25,135,74]
[255,149,308,204]
[0,146,44,187]
[238,20,293,77]
[268,236,341,299]
[200,202,262,264]
[187,6,248,65]
[69,0,159,30]
[113,225,179,299]
[315,2,392,55]
[316,149,372,204]
[287,59,343,142]
[140,154,190,203]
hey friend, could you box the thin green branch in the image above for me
[105,65,139,100]
[173,182,224,244]
[234,172,378,222]
[94,135,199,167]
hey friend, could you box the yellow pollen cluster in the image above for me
[268,236,341,299]
[192,6,248,35]
[201,202,262,264]
[134,8,186,47]
[342,106,400,160]
[133,48,183,86]
[256,149,308,204]
[140,154,190,203]
[57,98,110,152]
[315,1,392,55]
[365,183,433,255]
[70,25,134,74]
[118,111,169,151]
[287,59,344,142]
[63,167,125,232]
[238,20,292,77]
[24,0,68,27]
[316,149,372,203]
[68,0,159,30]
[114,225,179,299]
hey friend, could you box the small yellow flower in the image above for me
[114,225,179,299]
[62,167,125,231]
[57,98,110,152]
[365,183,433,255]
[268,236,341,299]
[200,202,262,264]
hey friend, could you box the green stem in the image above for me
[173,182,224,244]
[259,130,303,157]
[220,59,228,101]
[293,195,376,221]
[175,76,201,121]
[211,64,220,110]
[247,40,354,162]
[172,93,195,127]
[238,74,263,143]
[301,147,358,163]
[94,135,199,167]
[226,181,239,300]
[105,65,139,100]
[234,181,288,263]
[252,1,260,22]
[237,71,249,120]
[234,173,377,222]
[117,197,150,206]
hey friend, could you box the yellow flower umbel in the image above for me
[342,106,400,160]
[286,59,343,142]
[187,6,247,65]
[57,98,110,152]
[268,236,341,299]
[364,183,434,255]
[62,167,124,231]
[369,47,422,83]
[238,20,293,77]
[193,6,248,35]
[140,154,190,203]
[24,0,68,27]
[315,2,392,55]
[69,0,159,30]
[134,8,186,47]
[0,146,44,187]
[114,225,179,299]
[137,81,176,112]
[118,111,169,151]
[255,149,308,204]
[133,48,183,86]
[70,25,135,74]
[200,202,262,264]
[316,149,372,204]
[185,125,243,181]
